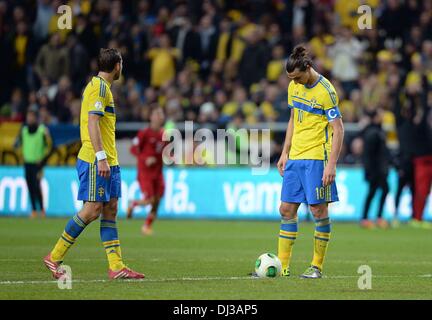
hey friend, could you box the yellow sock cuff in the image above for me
[314,231,330,241]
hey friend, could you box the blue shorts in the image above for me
[281,160,338,205]
[76,159,122,202]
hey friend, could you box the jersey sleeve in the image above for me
[287,81,294,109]
[87,81,108,117]
[322,82,341,122]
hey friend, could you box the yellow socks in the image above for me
[311,217,331,271]
[51,215,125,272]
[277,217,298,270]
[100,219,125,271]
[51,214,87,262]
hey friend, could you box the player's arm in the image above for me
[322,118,344,187]
[88,114,110,178]
[87,87,110,178]
[130,132,142,157]
[277,110,294,177]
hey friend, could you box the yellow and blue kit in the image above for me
[281,74,341,205]
[77,75,121,202]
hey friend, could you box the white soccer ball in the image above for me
[254,253,282,278]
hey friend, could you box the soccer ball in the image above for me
[254,253,282,278]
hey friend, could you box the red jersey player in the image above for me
[127,106,166,235]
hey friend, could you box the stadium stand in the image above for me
[0,0,431,165]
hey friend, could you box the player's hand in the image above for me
[277,153,288,177]
[145,157,156,167]
[322,163,336,187]
[98,159,111,178]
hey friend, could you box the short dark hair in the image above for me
[97,48,122,73]
[285,45,313,73]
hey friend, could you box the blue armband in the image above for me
[325,107,341,121]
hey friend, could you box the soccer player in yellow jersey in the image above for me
[43,49,144,279]
[276,46,344,279]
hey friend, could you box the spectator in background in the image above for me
[104,0,129,45]
[344,136,363,165]
[328,26,363,96]
[0,88,26,121]
[221,86,256,124]
[361,109,390,229]
[75,13,98,58]
[198,15,218,77]
[0,1,13,106]
[12,21,34,92]
[136,0,154,28]
[259,85,279,122]
[66,33,89,94]
[214,89,228,112]
[266,23,284,48]
[126,88,144,122]
[266,44,285,82]
[238,28,269,90]
[339,89,360,123]
[38,95,56,125]
[34,33,69,84]
[169,17,195,65]
[198,101,219,124]
[421,40,432,71]
[15,107,52,218]
[378,0,407,42]
[147,33,180,88]
[52,75,73,122]
[33,0,54,44]
[214,16,233,66]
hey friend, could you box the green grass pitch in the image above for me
[0,217,431,299]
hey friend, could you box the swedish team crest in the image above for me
[310,97,318,108]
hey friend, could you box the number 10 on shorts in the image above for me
[316,187,325,200]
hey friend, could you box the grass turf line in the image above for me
[0,218,431,299]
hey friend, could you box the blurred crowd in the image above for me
[0,0,432,164]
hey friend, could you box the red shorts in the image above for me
[138,173,165,200]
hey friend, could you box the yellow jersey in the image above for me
[147,48,179,87]
[78,76,118,166]
[288,75,341,161]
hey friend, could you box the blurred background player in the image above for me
[393,79,415,228]
[127,105,166,235]
[410,75,432,229]
[361,109,390,229]
[43,48,144,280]
[15,106,52,218]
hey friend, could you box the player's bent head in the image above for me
[285,45,313,85]
[98,48,122,79]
